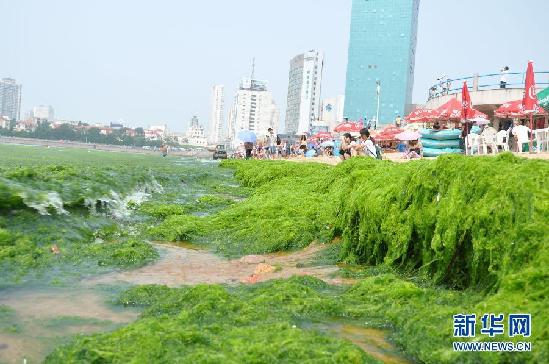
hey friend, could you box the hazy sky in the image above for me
[2,0,548,132]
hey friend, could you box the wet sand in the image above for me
[85,243,343,287]
[0,287,138,364]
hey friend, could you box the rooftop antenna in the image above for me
[251,57,255,80]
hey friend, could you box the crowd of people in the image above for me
[234,127,382,161]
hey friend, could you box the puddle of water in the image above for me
[85,243,340,287]
[0,287,139,364]
[306,322,411,364]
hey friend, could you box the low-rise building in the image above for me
[0,116,10,129]
[185,116,208,146]
[15,119,37,132]
[145,124,168,140]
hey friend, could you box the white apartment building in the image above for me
[208,85,224,144]
[315,95,345,131]
[32,105,55,122]
[227,77,279,148]
[285,50,324,135]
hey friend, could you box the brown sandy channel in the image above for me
[85,242,349,287]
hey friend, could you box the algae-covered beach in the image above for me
[0,144,547,363]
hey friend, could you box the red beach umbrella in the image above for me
[334,122,362,133]
[310,131,333,141]
[461,82,474,134]
[405,108,438,123]
[436,98,463,121]
[374,125,403,141]
[495,100,525,118]
[522,61,540,151]
[461,82,474,120]
[495,100,546,118]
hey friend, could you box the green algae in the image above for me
[0,304,21,333]
[331,154,549,290]
[0,145,222,286]
[58,154,546,363]
[214,155,548,291]
[77,238,159,268]
[46,277,378,364]
[147,215,206,242]
[2,144,547,363]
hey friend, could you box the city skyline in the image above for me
[2,0,549,132]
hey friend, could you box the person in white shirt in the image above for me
[356,128,377,158]
[265,128,278,159]
[500,66,509,89]
[511,121,530,153]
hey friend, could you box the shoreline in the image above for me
[0,136,212,158]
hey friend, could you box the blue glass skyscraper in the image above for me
[344,0,420,125]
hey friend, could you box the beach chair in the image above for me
[479,129,497,155]
[465,133,480,155]
[533,128,548,153]
[495,130,510,152]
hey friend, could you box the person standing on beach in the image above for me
[395,115,402,128]
[160,144,168,157]
[244,142,254,159]
[265,128,278,159]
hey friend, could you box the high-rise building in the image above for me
[32,105,55,122]
[0,78,22,121]
[209,85,224,144]
[285,50,324,135]
[227,77,279,147]
[315,95,345,132]
[344,0,420,126]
